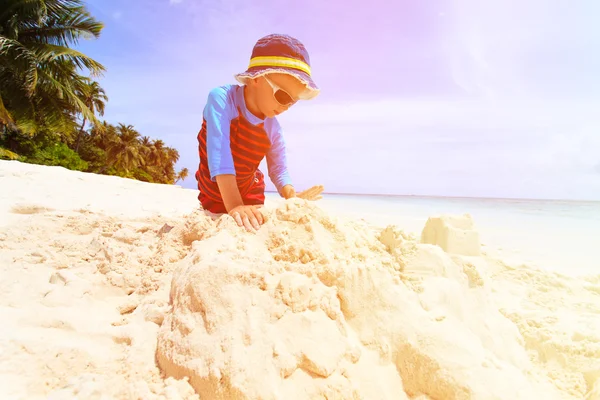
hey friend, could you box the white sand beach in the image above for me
[1,160,599,400]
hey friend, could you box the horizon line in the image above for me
[264,190,600,204]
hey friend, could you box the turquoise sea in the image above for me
[267,192,600,276]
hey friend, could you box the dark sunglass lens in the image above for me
[274,90,293,105]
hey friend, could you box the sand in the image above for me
[1,159,599,400]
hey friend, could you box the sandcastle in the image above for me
[421,214,481,256]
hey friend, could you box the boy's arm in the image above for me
[265,120,293,197]
[204,87,243,211]
[215,175,244,211]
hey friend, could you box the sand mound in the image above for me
[155,199,594,399]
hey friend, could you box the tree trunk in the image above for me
[75,117,86,152]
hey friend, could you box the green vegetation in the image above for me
[0,0,187,184]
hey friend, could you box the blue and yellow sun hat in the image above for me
[234,34,320,100]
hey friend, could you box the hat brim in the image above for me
[234,67,320,100]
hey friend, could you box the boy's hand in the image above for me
[297,185,324,201]
[280,184,324,201]
[281,185,296,199]
[229,205,264,232]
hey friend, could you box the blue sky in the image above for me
[77,0,600,200]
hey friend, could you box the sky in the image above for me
[76,0,600,200]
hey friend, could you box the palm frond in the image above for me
[0,93,14,124]
[45,0,88,20]
[6,86,76,136]
[12,114,38,135]
[18,7,104,46]
[0,0,46,30]
[29,42,105,76]
[36,67,100,126]
[93,96,106,116]
[0,36,38,94]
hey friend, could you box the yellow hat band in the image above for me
[248,56,311,76]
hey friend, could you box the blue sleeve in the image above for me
[265,119,293,192]
[203,87,235,180]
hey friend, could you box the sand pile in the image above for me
[155,201,599,399]
[1,160,599,400]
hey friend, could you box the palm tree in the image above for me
[75,78,107,151]
[160,146,179,183]
[138,135,153,160]
[149,139,165,166]
[166,147,180,165]
[140,136,152,148]
[103,123,143,173]
[175,167,189,184]
[0,0,105,134]
[90,120,116,150]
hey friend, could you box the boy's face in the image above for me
[250,73,307,118]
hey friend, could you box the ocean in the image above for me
[266,192,600,276]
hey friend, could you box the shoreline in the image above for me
[266,190,600,205]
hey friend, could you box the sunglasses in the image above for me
[264,76,296,107]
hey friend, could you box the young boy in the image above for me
[195,33,323,231]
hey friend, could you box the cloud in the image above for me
[443,0,600,101]
[169,0,183,4]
